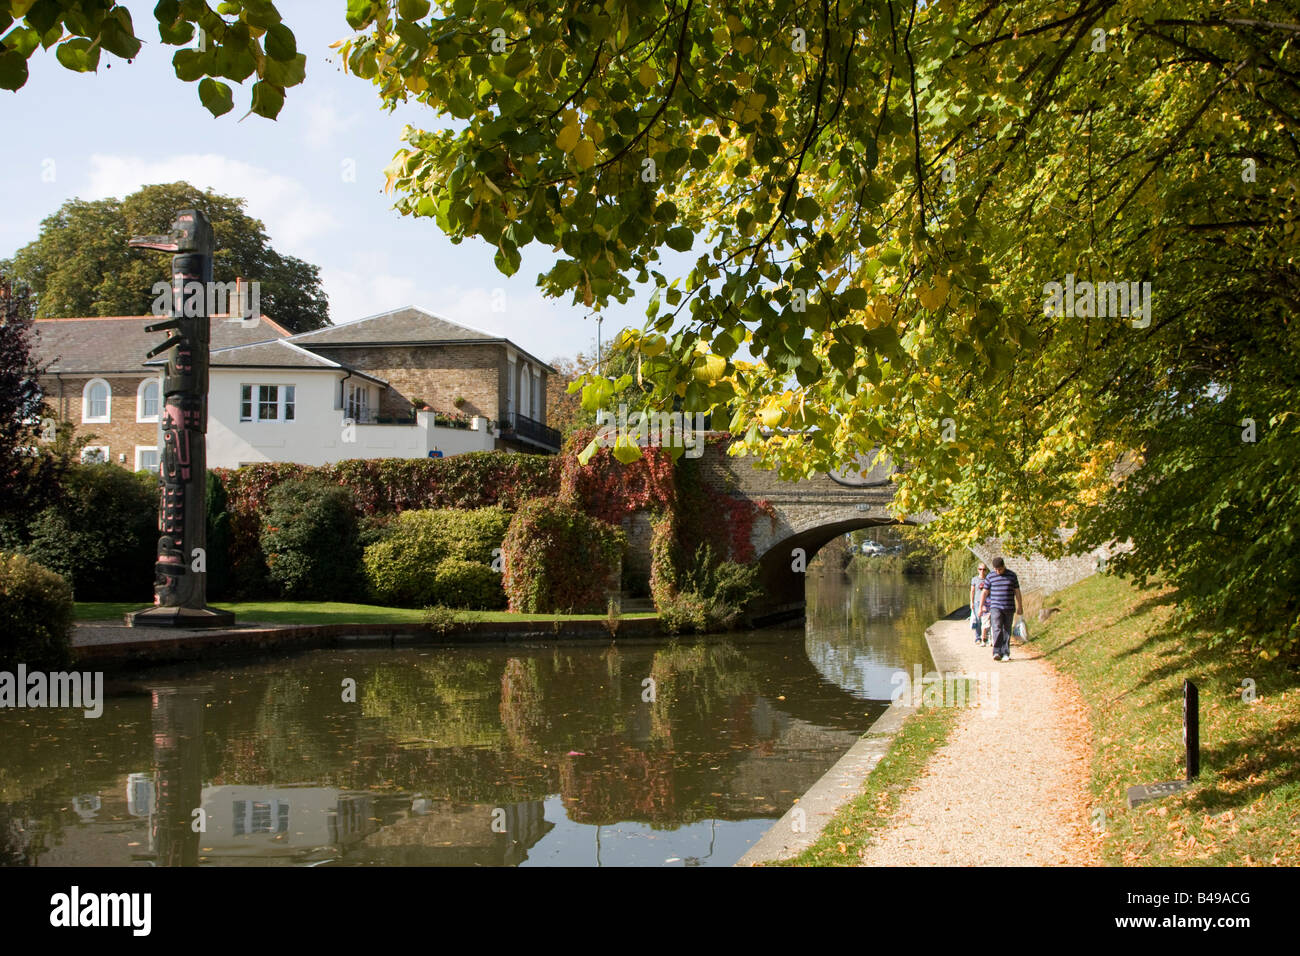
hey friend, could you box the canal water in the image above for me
[0,570,961,867]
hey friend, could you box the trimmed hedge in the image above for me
[501,498,625,613]
[0,551,74,669]
[429,558,507,610]
[363,507,510,608]
[216,453,558,598]
[260,479,363,600]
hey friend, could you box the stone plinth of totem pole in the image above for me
[125,208,235,629]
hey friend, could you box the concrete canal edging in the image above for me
[72,616,662,668]
[736,609,967,866]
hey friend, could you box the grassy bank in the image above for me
[1035,573,1300,866]
[75,600,656,626]
[773,700,963,866]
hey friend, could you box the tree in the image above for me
[4,182,330,332]
[0,0,304,118]
[336,2,1299,655]
[0,274,67,518]
[547,333,645,437]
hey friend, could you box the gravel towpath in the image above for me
[858,618,1101,866]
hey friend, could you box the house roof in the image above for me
[287,305,557,373]
[192,339,390,386]
[32,314,290,374]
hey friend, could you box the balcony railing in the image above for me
[501,411,561,451]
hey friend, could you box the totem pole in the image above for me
[126,209,234,627]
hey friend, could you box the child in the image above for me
[969,564,989,643]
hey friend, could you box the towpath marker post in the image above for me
[125,208,234,628]
[1126,679,1200,808]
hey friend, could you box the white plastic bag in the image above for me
[1013,617,1029,640]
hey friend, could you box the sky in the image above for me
[0,0,652,366]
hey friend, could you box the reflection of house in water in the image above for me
[198,786,376,863]
[349,799,551,866]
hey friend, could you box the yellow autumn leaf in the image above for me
[693,354,727,383]
[638,63,657,88]
[556,123,580,153]
[640,334,667,357]
[759,405,783,428]
[573,138,596,168]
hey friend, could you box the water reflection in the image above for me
[0,571,960,866]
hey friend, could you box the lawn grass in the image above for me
[773,700,963,866]
[75,600,656,626]
[1033,573,1300,866]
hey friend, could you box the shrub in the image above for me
[429,558,506,610]
[654,544,760,634]
[20,463,156,601]
[648,513,683,607]
[363,507,510,607]
[423,604,460,636]
[501,497,625,613]
[205,472,231,600]
[259,479,362,600]
[0,552,74,669]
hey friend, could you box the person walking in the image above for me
[978,557,1023,662]
[969,563,989,644]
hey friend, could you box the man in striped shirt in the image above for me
[978,557,1023,662]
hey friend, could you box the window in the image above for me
[82,378,111,423]
[135,446,159,473]
[81,445,109,464]
[137,379,160,422]
[233,799,289,836]
[520,366,532,419]
[239,384,295,422]
[345,382,371,422]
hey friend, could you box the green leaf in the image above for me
[2,25,41,58]
[99,8,142,59]
[794,196,820,221]
[346,0,378,30]
[494,238,521,276]
[398,0,432,20]
[829,341,856,371]
[261,51,305,87]
[172,48,208,81]
[576,438,600,466]
[55,38,100,72]
[249,80,285,119]
[0,50,29,91]
[665,226,693,251]
[264,23,297,61]
[198,77,234,116]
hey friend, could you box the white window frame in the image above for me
[135,445,160,473]
[137,377,161,423]
[520,365,532,419]
[82,378,112,424]
[81,445,110,464]
[345,382,371,423]
[240,384,296,423]
[506,354,516,422]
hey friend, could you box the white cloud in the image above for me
[302,96,359,150]
[85,153,337,250]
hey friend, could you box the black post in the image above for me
[125,209,234,628]
[1184,679,1200,781]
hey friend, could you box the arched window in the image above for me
[82,378,111,423]
[137,378,160,422]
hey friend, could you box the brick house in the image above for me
[31,305,559,471]
[285,307,559,453]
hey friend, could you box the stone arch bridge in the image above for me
[631,439,1106,624]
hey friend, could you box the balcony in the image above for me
[500,411,561,452]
